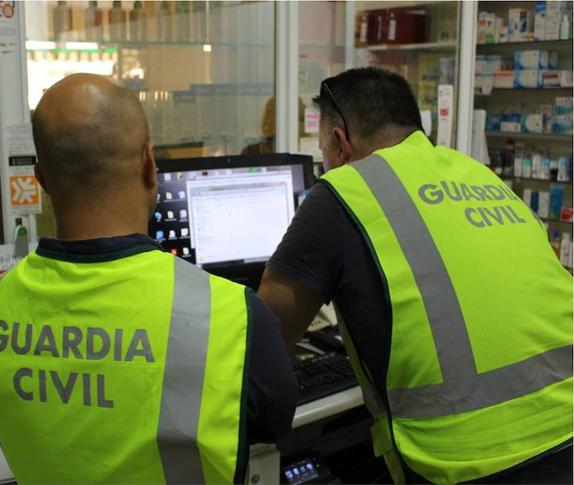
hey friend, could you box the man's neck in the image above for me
[56,222,147,241]
[360,127,418,158]
[53,200,149,241]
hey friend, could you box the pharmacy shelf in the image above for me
[503,176,573,186]
[476,87,572,95]
[540,217,573,226]
[301,43,345,50]
[486,132,573,142]
[477,39,573,50]
[364,40,457,52]
[26,39,271,52]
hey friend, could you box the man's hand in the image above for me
[257,267,324,350]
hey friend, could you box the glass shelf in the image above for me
[364,40,457,52]
[486,132,573,142]
[502,176,572,186]
[25,1,276,155]
[540,217,573,225]
[26,39,270,51]
[476,87,572,96]
[477,39,573,49]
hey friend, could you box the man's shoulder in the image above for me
[296,181,344,221]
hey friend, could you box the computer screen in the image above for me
[149,154,313,273]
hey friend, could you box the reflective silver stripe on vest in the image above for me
[389,345,573,419]
[158,257,210,484]
[350,154,573,419]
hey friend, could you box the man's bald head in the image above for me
[32,74,150,199]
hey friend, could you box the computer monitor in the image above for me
[149,153,314,288]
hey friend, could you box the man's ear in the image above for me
[34,164,48,195]
[332,126,353,165]
[142,141,157,190]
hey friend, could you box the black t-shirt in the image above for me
[268,182,392,399]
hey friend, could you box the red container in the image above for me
[367,9,388,45]
[385,7,427,44]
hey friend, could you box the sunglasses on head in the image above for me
[320,81,350,142]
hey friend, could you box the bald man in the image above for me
[0,74,296,484]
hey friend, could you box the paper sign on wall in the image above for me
[0,1,18,51]
[436,85,454,147]
[304,108,321,135]
[6,123,42,215]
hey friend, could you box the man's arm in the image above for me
[247,292,298,443]
[258,267,323,350]
[257,183,344,350]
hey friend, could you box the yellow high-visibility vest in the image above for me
[0,248,251,484]
[322,131,573,484]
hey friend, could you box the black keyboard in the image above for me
[294,352,358,405]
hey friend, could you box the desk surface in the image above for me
[293,386,363,429]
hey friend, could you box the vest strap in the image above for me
[337,306,405,485]
[158,257,210,484]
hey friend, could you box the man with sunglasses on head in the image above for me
[258,67,572,484]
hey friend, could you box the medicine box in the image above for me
[478,11,497,44]
[554,115,573,134]
[494,71,514,89]
[486,114,501,131]
[545,0,562,40]
[555,97,573,115]
[514,50,557,69]
[500,121,521,133]
[560,71,573,87]
[535,1,546,40]
[522,113,544,133]
[540,104,555,132]
[514,69,543,88]
[542,70,561,88]
[538,191,550,218]
[508,9,531,42]
[475,55,488,73]
[475,73,494,94]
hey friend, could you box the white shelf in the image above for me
[503,176,572,186]
[363,40,457,52]
[476,87,572,96]
[486,132,572,142]
[26,39,271,51]
[477,39,572,49]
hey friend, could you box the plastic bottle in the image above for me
[129,1,147,42]
[557,156,570,182]
[176,2,191,42]
[550,159,559,180]
[53,1,72,41]
[157,1,173,42]
[541,157,551,180]
[13,218,29,259]
[550,230,561,258]
[355,12,368,46]
[532,151,543,179]
[388,12,397,41]
[560,233,571,267]
[85,1,103,42]
[109,1,128,42]
[560,13,570,40]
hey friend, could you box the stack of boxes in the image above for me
[477,1,571,44]
[484,97,573,135]
[476,50,572,93]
